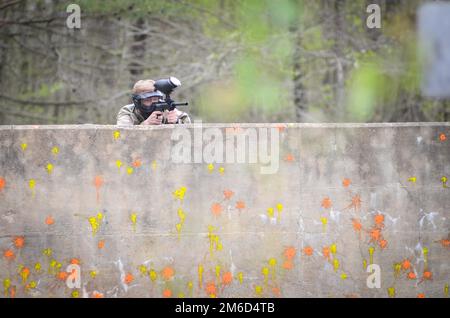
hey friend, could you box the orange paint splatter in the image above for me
[13,236,25,249]
[211,203,223,217]
[236,201,246,210]
[322,247,331,260]
[282,260,293,270]
[422,271,432,280]
[162,267,175,281]
[272,287,281,297]
[222,272,233,285]
[132,159,142,168]
[352,218,362,233]
[369,228,382,242]
[303,246,313,256]
[0,177,5,191]
[4,249,15,260]
[417,293,425,298]
[163,289,172,298]
[92,291,104,298]
[45,216,55,225]
[321,197,332,209]
[70,258,80,265]
[401,259,411,270]
[379,239,388,249]
[124,273,134,285]
[374,214,385,228]
[10,286,15,298]
[284,154,295,162]
[205,281,217,296]
[436,239,450,247]
[93,176,103,203]
[342,178,351,187]
[223,190,234,200]
[439,133,446,141]
[284,247,296,260]
[407,272,417,280]
[98,240,105,249]
[57,271,68,281]
[276,124,286,132]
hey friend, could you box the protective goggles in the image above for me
[133,90,164,100]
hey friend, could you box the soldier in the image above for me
[117,79,190,126]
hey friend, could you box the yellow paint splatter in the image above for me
[321,217,328,232]
[207,163,214,172]
[422,247,428,269]
[176,223,182,233]
[3,278,11,296]
[330,243,337,256]
[152,160,157,170]
[88,212,103,236]
[34,263,41,272]
[29,179,36,197]
[388,287,395,298]
[198,264,204,288]
[178,208,186,224]
[71,290,79,298]
[116,160,122,170]
[46,163,53,174]
[26,281,37,290]
[369,247,375,265]
[262,267,269,285]
[51,147,59,155]
[113,131,120,140]
[340,273,347,280]
[173,186,187,201]
[408,177,416,183]
[20,267,30,283]
[267,207,274,218]
[218,167,225,174]
[49,259,57,274]
[445,284,449,297]
[393,263,401,277]
[178,293,185,298]
[268,258,277,280]
[139,265,147,276]
[149,269,157,282]
[441,176,448,188]
[255,285,263,296]
[238,272,243,284]
[21,143,27,151]
[188,281,193,296]
[363,259,367,270]
[215,265,221,283]
[333,259,340,272]
[127,167,134,175]
[130,213,137,231]
[276,203,283,221]
[42,248,52,257]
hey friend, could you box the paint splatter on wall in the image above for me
[0,125,448,298]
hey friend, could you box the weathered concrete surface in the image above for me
[0,123,448,298]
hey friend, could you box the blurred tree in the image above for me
[0,0,448,124]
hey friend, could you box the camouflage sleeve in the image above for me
[176,110,191,124]
[116,108,134,126]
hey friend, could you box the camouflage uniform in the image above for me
[116,104,191,126]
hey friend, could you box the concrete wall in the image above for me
[0,123,448,298]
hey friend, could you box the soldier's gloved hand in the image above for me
[144,111,163,125]
[167,109,178,124]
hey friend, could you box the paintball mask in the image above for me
[132,90,164,118]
